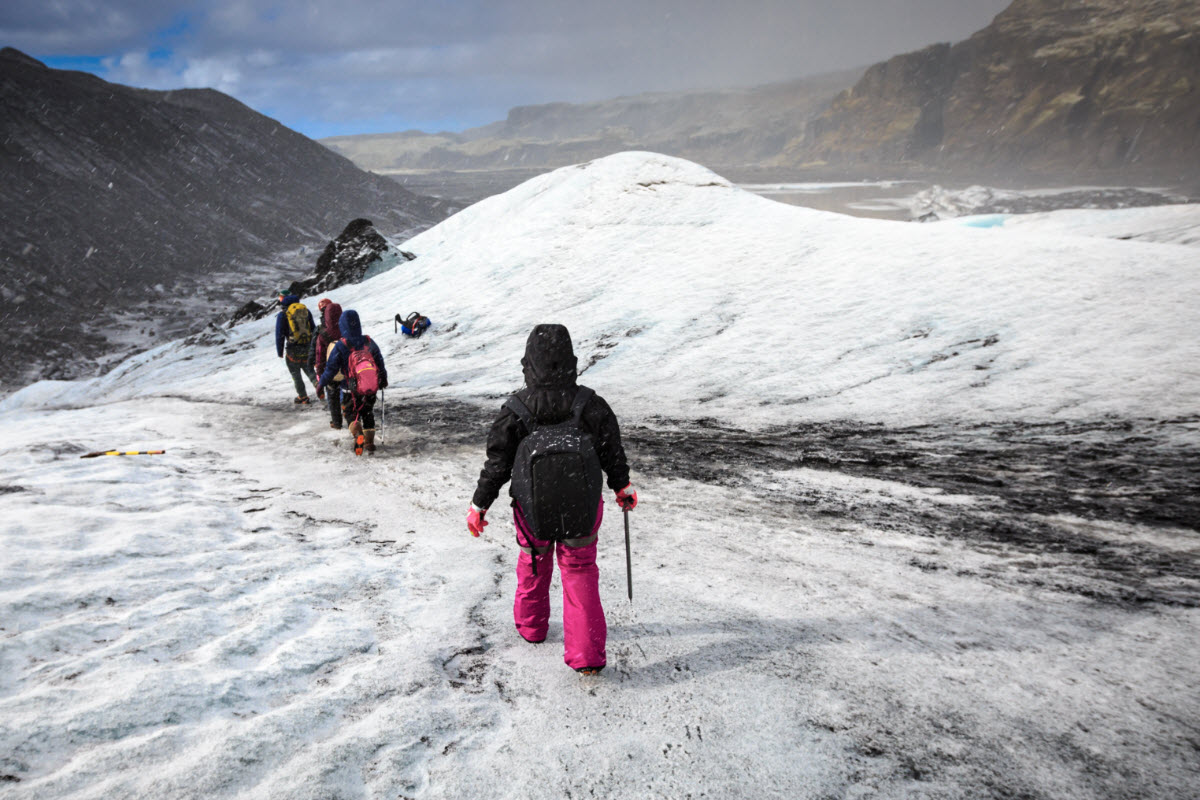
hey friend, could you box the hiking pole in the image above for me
[380,390,385,443]
[80,450,166,459]
[623,507,633,602]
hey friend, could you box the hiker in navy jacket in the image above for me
[316,309,388,454]
[275,292,317,404]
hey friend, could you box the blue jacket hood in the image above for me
[281,294,300,307]
[339,309,366,347]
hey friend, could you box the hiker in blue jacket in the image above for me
[317,309,388,454]
[275,291,318,404]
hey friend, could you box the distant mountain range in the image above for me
[320,70,860,174]
[323,0,1199,185]
[0,47,453,390]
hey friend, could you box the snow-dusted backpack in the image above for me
[285,302,313,346]
[505,386,603,544]
[342,337,379,395]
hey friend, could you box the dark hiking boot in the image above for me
[330,421,342,430]
[575,665,605,676]
[518,631,546,644]
[294,395,311,405]
[364,428,376,453]
[349,420,364,456]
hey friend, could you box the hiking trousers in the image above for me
[342,391,377,428]
[326,382,343,426]
[513,500,606,670]
[285,345,317,398]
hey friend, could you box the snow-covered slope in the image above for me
[2,153,1198,799]
[7,152,1198,426]
[949,204,1200,248]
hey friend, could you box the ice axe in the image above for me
[623,507,633,602]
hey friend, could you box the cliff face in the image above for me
[0,48,452,389]
[793,0,1200,178]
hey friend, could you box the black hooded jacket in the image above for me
[472,324,631,510]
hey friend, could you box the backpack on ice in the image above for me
[505,386,602,543]
[396,311,431,338]
[342,336,379,395]
[286,303,313,345]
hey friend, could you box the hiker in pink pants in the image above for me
[465,324,638,675]
[512,501,606,669]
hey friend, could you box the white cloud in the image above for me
[179,56,242,93]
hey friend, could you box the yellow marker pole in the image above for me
[79,450,166,459]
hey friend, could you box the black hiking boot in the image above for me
[575,665,605,676]
[294,395,311,405]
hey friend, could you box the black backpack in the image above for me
[505,386,603,546]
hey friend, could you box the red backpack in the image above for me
[342,337,379,395]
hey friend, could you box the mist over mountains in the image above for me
[320,69,860,174]
[323,0,1200,185]
[0,48,452,390]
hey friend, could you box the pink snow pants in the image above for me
[512,500,606,670]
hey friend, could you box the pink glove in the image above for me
[615,484,638,511]
[466,504,488,537]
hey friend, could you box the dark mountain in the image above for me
[0,48,454,391]
[791,0,1200,181]
[320,70,860,173]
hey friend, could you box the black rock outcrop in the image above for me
[231,218,416,323]
[309,218,397,293]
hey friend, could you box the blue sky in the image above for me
[5,0,1012,139]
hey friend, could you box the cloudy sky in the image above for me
[3,0,1012,139]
